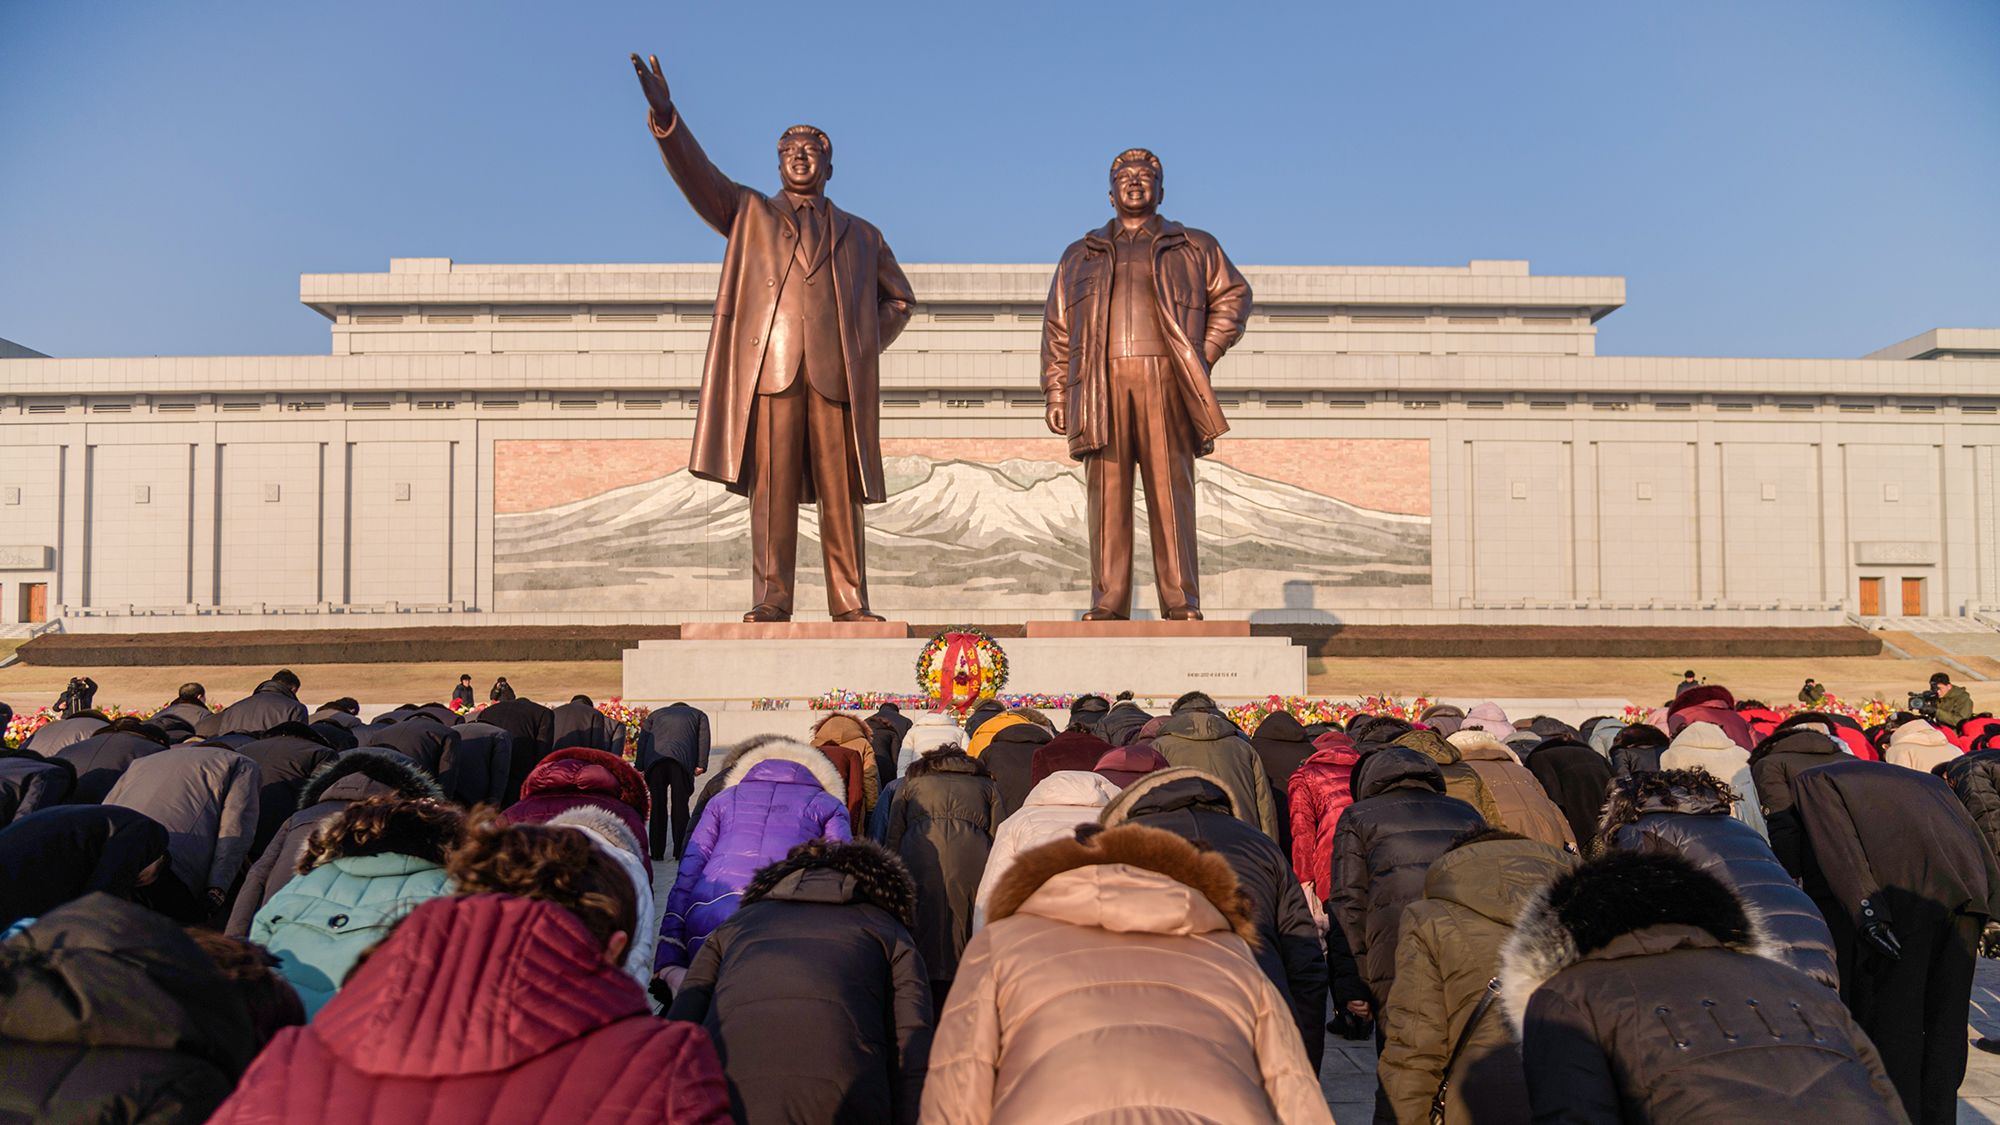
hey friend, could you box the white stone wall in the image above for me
[0,259,1994,628]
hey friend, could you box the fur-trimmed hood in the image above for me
[986,823,1256,945]
[1446,730,1519,763]
[297,747,444,810]
[1098,766,1240,826]
[1596,767,1737,843]
[1393,728,1465,766]
[1498,851,1780,1034]
[809,712,871,751]
[717,736,845,799]
[547,805,655,987]
[741,838,918,929]
[1019,769,1122,810]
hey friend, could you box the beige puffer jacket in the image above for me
[1447,731,1577,851]
[1885,719,1958,775]
[922,824,1332,1125]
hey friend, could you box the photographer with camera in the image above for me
[54,676,97,717]
[1925,672,1974,729]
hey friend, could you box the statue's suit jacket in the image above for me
[651,110,914,504]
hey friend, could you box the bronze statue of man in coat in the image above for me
[631,54,914,623]
[1041,149,1251,621]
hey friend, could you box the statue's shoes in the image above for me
[742,605,792,623]
[1081,609,1128,622]
[1164,607,1205,621]
[832,609,885,623]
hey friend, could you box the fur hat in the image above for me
[1596,767,1737,843]
[295,747,444,811]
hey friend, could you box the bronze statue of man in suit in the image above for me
[631,54,914,623]
[1042,149,1251,621]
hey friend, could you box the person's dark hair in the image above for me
[271,669,301,690]
[0,702,12,730]
[105,715,170,746]
[317,697,360,715]
[176,682,206,704]
[1171,691,1217,715]
[1610,723,1669,750]
[447,807,638,951]
[570,694,594,707]
[1115,690,1135,702]
[1932,672,1953,688]
[459,674,471,684]
[1446,825,1527,852]
[1804,678,1816,686]
[301,795,467,873]
[1733,700,1766,711]
[1682,670,1697,679]
[1070,693,1110,713]
[183,929,305,1051]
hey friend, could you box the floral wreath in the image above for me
[916,626,1010,714]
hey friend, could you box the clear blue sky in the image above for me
[1,0,1994,359]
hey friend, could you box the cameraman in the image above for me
[53,675,97,717]
[1930,672,1974,728]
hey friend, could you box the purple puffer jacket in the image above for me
[655,743,850,970]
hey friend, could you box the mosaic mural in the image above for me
[493,438,1432,615]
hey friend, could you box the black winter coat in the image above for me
[0,752,73,827]
[448,720,514,807]
[205,682,306,738]
[1503,852,1903,1125]
[1610,742,1664,776]
[961,699,1006,739]
[55,731,168,804]
[356,718,462,801]
[1608,811,1839,986]
[1793,760,2000,937]
[550,700,619,756]
[885,751,1002,983]
[1939,748,2000,859]
[482,697,555,805]
[669,847,932,1125]
[1100,701,1153,747]
[1330,747,1487,1006]
[1103,770,1328,1067]
[233,734,339,860]
[1248,711,1316,855]
[154,701,214,733]
[636,703,712,774]
[1524,738,1614,849]
[223,749,445,937]
[1,894,265,1124]
[978,723,1051,817]
[0,805,170,927]
[1749,727,1849,877]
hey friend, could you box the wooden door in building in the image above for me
[20,582,47,623]
[1859,577,1883,616]
[1902,577,1925,617]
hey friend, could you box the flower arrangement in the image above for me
[1622,691,1898,731]
[1225,694,1433,735]
[915,627,1010,714]
[596,697,651,758]
[802,690,1089,712]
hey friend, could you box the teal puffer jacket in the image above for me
[250,853,452,1017]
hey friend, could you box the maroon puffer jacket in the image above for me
[208,894,731,1125]
[1288,732,1366,900]
[1666,685,1754,751]
[505,749,651,875]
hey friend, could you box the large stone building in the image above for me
[1,257,1994,629]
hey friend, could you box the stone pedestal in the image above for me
[680,620,909,640]
[1025,619,1252,638]
[623,632,1304,702]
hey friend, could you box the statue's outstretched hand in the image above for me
[630,53,674,122]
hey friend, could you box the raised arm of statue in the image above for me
[630,52,743,235]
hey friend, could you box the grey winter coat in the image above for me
[104,744,262,892]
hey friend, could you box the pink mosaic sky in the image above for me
[495,437,1430,516]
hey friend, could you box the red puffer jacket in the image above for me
[506,749,653,875]
[1288,732,1365,900]
[208,894,731,1125]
